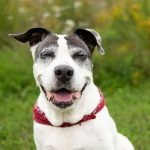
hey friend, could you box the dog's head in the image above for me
[9,27,105,109]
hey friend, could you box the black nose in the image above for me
[54,65,74,82]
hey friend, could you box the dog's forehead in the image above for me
[64,34,90,52]
[38,34,59,49]
[34,33,92,62]
[37,34,90,51]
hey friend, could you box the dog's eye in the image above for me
[73,52,87,61]
[40,51,55,59]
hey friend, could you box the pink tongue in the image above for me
[46,91,81,102]
[54,93,72,102]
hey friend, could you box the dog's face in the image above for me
[9,28,104,109]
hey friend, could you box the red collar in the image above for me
[33,92,105,127]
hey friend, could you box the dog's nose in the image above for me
[54,65,74,82]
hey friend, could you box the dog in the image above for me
[9,27,134,150]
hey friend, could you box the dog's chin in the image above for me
[40,82,88,109]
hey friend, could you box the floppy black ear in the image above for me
[8,27,50,46]
[73,28,105,55]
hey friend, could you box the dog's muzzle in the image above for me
[40,79,89,109]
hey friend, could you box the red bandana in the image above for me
[33,92,105,127]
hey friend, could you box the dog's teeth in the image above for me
[49,95,54,101]
[72,96,76,100]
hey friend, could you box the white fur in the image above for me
[31,35,134,150]
[30,44,39,61]
[34,85,134,150]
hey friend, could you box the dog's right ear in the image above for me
[73,28,105,55]
[8,27,50,46]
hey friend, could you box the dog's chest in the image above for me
[34,121,106,150]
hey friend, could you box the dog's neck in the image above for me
[36,83,100,126]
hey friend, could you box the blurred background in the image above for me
[0,0,150,149]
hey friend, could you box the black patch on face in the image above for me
[35,34,58,61]
[65,34,92,59]
[65,34,92,70]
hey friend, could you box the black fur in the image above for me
[9,27,50,46]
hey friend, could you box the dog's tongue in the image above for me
[46,91,81,102]
[54,92,73,102]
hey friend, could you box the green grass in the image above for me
[0,46,149,150]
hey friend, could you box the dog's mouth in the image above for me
[40,82,88,109]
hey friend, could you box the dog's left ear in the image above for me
[73,28,105,55]
[8,27,50,46]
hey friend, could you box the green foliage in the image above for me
[0,0,150,149]
[0,47,36,149]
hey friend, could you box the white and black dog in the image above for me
[9,28,134,150]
